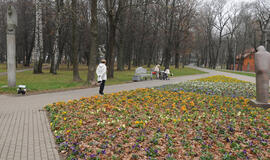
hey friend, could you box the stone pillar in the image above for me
[7,6,17,87]
[250,46,270,109]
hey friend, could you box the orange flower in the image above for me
[181,105,187,111]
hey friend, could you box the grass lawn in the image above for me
[0,65,5,73]
[0,65,206,94]
[45,75,270,159]
[217,69,255,77]
[170,67,206,76]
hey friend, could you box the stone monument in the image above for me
[250,46,270,109]
[7,5,17,87]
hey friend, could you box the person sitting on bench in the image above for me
[164,68,170,80]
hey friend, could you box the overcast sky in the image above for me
[223,0,256,11]
[202,0,256,7]
[203,0,256,4]
[224,0,256,5]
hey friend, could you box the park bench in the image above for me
[132,67,152,81]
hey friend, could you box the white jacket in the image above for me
[96,63,107,81]
[165,69,170,74]
[154,66,160,72]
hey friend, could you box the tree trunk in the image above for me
[71,0,81,81]
[147,39,156,68]
[87,0,98,84]
[104,0,119,78]
[106,20,116,78]
[164,0,175,70]
[137,0,148,67]
[56,26,67,70]
[24,33,35,67]
[117,35,125,71]
[181,55,185,68]
[175,51,179,68]
[164,46,170,69]
[50,0,63,74]
[33,0,43,74]
[51,27,59,74]
[117,0,125,71]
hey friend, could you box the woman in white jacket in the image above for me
[96,59,107,95]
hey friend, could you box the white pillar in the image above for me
[7,33,16,87]
[7,5,17,87]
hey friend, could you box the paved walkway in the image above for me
[0,65,50,76]
[0,69,33,76]
[0,66,257,160]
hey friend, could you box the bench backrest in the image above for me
[135,67,147,74]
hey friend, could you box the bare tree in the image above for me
[116,0,126,71]
[225,5,242,69]
[197,2,216,68]
[50,0,63,74]
[1,0,264,74]
[71,0,81,81]
[87,0,98,84]
[254,0,270,50]
[104,0,123,78]
[33,0,44,74]
[210,0,229,69]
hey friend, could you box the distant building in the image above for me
[234,48,255,72]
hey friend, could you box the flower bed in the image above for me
[45,88,270,159]
[195,75,250,83]
[156,76,256,98]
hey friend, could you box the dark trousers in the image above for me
[99,80,106,94]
